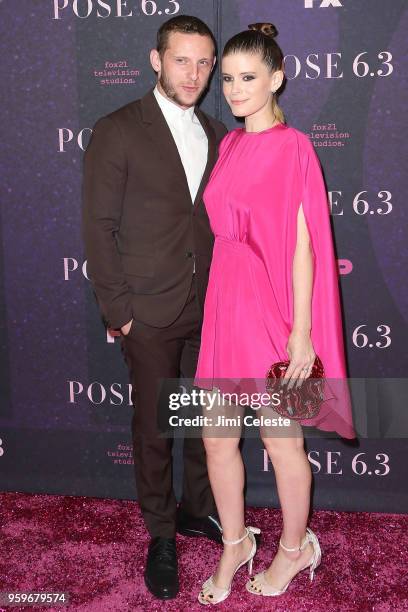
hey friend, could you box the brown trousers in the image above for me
[120,278,215,537]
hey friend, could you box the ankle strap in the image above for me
[222,527,249,545]
[279,532,308,552]
[222,525,260,545]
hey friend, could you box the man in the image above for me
[82,15,227,600]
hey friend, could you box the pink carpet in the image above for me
[1,492,407,611]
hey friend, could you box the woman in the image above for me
[194,23,356,604]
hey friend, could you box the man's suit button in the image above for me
[186,251,194,259]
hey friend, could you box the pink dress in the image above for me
[195,124,356,439]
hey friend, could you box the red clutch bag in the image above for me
[265,356,325,420]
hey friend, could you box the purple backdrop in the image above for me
[0,0,407,512]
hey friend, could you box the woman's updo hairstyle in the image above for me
[222,22,285,124]
[248,22,278,39]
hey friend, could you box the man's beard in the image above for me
[159,71,204,107]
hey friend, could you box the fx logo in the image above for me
[305,0,342,7]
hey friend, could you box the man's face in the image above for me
[150,32,215,109]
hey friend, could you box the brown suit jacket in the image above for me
[82,88,228,329]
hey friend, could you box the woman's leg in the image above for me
[200,391,251,592]
[260,422,315,587]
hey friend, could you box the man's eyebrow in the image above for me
[172,55,212,60]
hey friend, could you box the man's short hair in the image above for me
[157,15,217,57]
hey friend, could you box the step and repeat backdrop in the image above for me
[1,1,407,512]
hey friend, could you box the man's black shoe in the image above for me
[176,507,223,544]
[144,537,179,600]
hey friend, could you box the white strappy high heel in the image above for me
[198,526,261,605]
[246,527,321,597]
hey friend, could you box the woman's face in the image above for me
[221,51,282,119]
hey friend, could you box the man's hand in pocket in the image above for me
[121,319,133,336]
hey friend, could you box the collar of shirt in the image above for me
[153,85,200,125]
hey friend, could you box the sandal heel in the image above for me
[246,527,322,597]
[198,525,261,605]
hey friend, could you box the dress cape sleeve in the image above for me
[297,135,356,438]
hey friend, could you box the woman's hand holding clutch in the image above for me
[265,332,324,421]
[284,329,316,390]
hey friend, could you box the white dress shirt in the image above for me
[153,85,208,204]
